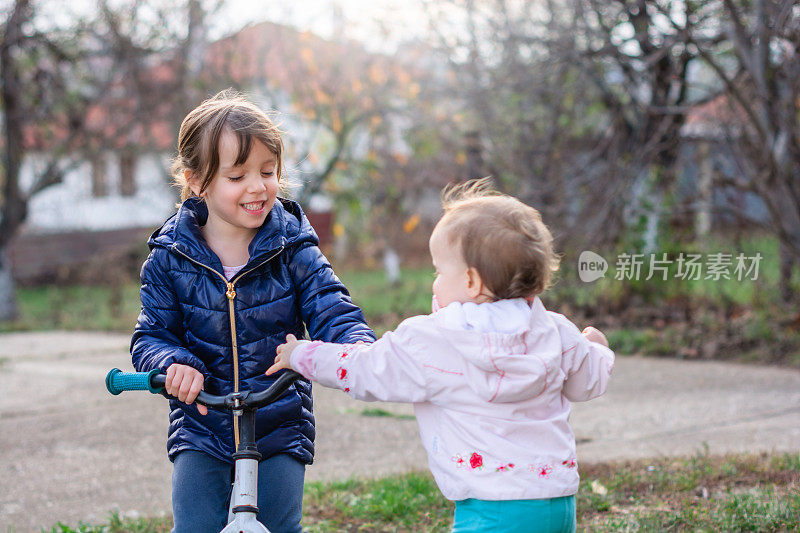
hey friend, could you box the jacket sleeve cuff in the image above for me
[289,341,323,380]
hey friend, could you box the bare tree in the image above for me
[422,1,595,211]
[564,0,741,252]
[0,0,207,321]
[198,21,411,207]
[684,0,799,299]
[418,0,720,252]
[0,0,91,320]
[414,0,797,302]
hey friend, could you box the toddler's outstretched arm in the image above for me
[267,325,429,404]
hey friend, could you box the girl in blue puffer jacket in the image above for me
[130,89,375,533]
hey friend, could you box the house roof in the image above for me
[682,91,750,139]
[22,20,396,154]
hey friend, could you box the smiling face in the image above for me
[191,128,279,241]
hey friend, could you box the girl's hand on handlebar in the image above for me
[266,334,306,376]
[165,363,208,415]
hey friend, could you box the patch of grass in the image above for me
[605,328,672,356]
[577,452,800,531]
[3,235,798,367]
[310,451,800,532]
[0,284,141,333]
[42,453,799,532]
[770,452,800,472]
[359,407,416,420]
[303,471,452,532]
[41,511,170,533]
[338,267,432,335]
[303,451,800,532]
[547,233,800,367]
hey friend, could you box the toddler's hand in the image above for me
[165,363,207,415]
[582,326,609,348]
[266,334,306,376]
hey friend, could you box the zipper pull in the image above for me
[226,282,236,300]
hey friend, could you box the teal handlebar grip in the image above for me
[106,368,163,395]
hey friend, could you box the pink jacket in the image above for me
[289,297,614,501]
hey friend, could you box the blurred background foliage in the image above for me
[0,0,797,364]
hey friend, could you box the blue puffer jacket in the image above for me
[131,196,375,465]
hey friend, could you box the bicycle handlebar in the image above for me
[105,368,302,411]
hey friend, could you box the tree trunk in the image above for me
[779,241,796,305]
[641,165,663,254]
[0,248,19,322]
[695,142,713,238]
[0,1,30,323]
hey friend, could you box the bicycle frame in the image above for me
[107,368,302,533]
[223,408,268,533]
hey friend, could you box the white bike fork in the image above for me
[222,456,269,533]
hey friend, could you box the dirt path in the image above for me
[1,331,799,532]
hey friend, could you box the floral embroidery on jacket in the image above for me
[529,463,553,478]
[452,452,485,470]
[452,453,578,477]
[336,363,350,393]
[452,454,468,468]
[469,452,484,469]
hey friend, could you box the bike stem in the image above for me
[222,407,272,532]
[231,408,261,516]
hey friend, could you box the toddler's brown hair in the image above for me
[438,179,560,299]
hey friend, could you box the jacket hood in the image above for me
[434,298,561,403]
[148,196,318,272]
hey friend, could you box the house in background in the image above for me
[8,20,396,282]
[679,93,770,232]
[11,92,179,282]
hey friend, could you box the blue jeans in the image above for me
[171,450,305,533]
[452,496,576,533]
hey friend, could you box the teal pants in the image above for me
[452,495,576,533]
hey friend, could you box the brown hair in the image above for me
[438,178,560,299]
[171,88,284,202]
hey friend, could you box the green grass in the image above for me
[0,266,433,336]
[2,233,798,366]
[337,267,433,335]
[359,407,416,420]
[303,471,453,532]
[42,452,799,532]
[0,284,141,333]
[551,231,793,306]
[40,511,170,532]
[576,452,800,532]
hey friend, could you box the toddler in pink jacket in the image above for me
[268,181,614,533]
